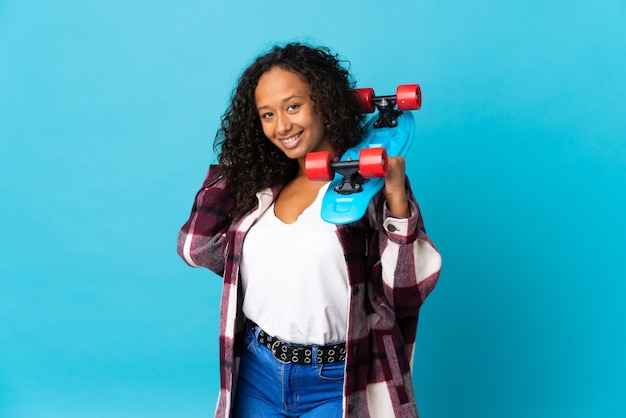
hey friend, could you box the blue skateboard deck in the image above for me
[318,110,415,224]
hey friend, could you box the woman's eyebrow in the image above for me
[257,94,306,111]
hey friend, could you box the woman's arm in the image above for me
[177,165,235,276]
[375,175,442,318]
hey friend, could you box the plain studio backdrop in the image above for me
[1,1,625,417]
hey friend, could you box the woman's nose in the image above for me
[277,114,291,135]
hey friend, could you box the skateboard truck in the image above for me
[330,160,366,194]
[355,84,422,129]
[371,96,402,129]
[306,148,388,195]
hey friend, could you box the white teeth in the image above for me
[281,133,301,144]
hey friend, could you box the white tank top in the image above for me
[240,183,349,345]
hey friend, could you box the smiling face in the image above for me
[255,66,332,163]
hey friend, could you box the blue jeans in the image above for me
[233,321,345,418]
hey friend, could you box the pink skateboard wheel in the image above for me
[396,84,421,111]
[354,88,375,113]
[359,147,388,178]
[306,151,334,181]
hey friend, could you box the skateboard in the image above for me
[306,84,421,224]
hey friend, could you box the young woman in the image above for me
[177,43,441,418]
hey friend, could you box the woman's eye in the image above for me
[287,104,300,112]
[261,112,273,119]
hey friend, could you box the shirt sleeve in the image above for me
[177,165,235,276]
[375,177,442,317]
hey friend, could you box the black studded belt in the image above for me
[250,322,346,365]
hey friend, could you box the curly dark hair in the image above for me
[214,43,366,219]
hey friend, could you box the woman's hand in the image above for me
[383,156,410,218]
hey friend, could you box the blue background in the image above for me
[1,1,625,417]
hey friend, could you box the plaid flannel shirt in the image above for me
[177,165,441,417]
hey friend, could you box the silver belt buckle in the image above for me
[271,340,291,364]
